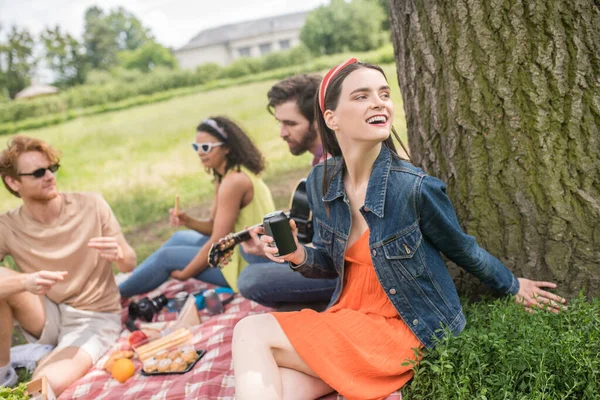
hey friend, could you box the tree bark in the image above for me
[389,0,600,298]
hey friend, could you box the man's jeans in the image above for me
[237,262,338,308]
[119,230,268,298]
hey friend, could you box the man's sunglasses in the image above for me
[18,164,60,178]
[191,142,224,154]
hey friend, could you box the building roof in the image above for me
[15,84,59,100]
[176,10,309,53]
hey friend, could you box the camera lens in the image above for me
[128,294,169,322]
[151,294,168,310]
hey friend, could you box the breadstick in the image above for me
[135,328,192,360]
[138,339,192,361]
[136,328,188,354]
[138,335,193,360]
[175,194,180,214]
[135,329,186,355]
[137,333,190,357]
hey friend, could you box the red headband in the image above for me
[318,57,358,114]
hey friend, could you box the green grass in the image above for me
[403,294,600,399]
[0,63,406,235]
[0,381,28,399]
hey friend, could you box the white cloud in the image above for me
[0,0,329,48]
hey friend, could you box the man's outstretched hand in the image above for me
[23,270,68,295]
[88,236,124,262]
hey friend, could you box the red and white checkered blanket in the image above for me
[58,279,402,400]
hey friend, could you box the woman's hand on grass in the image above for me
[515,278,567,313]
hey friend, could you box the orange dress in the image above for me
[272,230,423,400]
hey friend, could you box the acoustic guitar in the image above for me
[208,179,313,269]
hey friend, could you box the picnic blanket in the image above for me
[58,279,402,400]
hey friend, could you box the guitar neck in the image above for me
[228,211,291,245]
[230,222,263,245]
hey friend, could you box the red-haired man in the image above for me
[0,136,136,395]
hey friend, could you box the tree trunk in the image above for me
[389,0,600,298]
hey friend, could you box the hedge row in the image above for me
[0,45,395,135]
[0,44,394,125]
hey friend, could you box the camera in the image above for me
[263,210,297,256]
[128,294,168,323]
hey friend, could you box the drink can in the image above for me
[203,289,224,315]
[174,291,189,311]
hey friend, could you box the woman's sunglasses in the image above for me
[18,164,60,179]
[192,142,224,154]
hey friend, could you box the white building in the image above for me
[174,11,308,69]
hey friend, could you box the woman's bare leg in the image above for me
[232,314,333,400]
[280,367,334,400]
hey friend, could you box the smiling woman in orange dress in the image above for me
[230,59,565,400]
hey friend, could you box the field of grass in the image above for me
[0,63,406,241]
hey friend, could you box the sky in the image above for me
[0,0,330,49]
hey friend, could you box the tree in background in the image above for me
[106,7,152,51]
[83,6,118,70]
[300,0,386,55]
[389,0,600,298]
[0,5,170,95]
[118,40,177,72]
[83,6,151,71]
[0,27,7,100]
[0,26,36,98]
[378,0,391,31]
[41,26,89,87]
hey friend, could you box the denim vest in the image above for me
[293,145,519,349]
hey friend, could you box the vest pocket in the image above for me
[382,226,424,277]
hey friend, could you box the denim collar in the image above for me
[322,145,392,218]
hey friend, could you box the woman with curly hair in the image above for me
[119,116,275,297]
